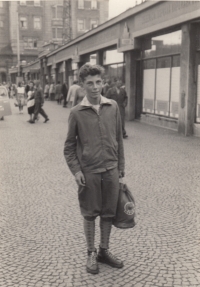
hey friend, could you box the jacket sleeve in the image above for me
[116,103,125,172]
[64,111,82,176]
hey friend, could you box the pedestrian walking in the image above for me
[44,82,50,100]
[55,81,62,104]
[27,81,35,123]
[66,80,79,107]
[31,81,49,124]
[72,86,86,107]
[61,81,68,108]
[64,64,125,275]
[106,79,128,138]
[16,82,25,113]
[49,82,55,101]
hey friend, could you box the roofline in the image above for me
[46,1,158,58]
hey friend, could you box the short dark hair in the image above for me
[79,64,104,82]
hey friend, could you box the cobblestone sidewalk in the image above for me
[0,100,200,287]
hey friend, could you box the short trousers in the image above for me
[78,168,119,219]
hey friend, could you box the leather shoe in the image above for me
[86,249,99,274]
[97,247,123,268]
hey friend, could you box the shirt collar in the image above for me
[80,95,111,107]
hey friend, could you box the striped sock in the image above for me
[100,218,112,249]
[83,219,95,252]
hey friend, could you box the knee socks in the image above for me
[100,218,112,249]
[83,218,95,252]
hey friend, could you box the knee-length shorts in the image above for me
[78,168,119,219]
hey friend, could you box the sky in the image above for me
[109,0,140,19]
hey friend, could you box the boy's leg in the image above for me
[99,217,112,249]
[83,217,99,274]
[78,172,102,274]
[97,168,123,268]
[83,217,96,252]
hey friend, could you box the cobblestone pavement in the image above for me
[0,99,200,287]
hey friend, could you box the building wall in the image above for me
[0,1,10,51]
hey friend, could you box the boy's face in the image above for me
[82,74,103,101]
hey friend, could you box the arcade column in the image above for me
[40,59,44,89]
[178,23,196,136]
[96,50,104,66]
[124,49,140,121]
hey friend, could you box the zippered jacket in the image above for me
[64,97,125,175]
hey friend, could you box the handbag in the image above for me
[113,179,136,229]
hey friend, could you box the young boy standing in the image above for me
[64,64,125,274]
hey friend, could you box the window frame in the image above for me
[20,16,28,29]
[33,16,41,30]
[77,19,85,32]
[52,27,63,40]
[90,19,98,29]
[91,0,97,9]
[78,0,84,9]
[34,0,41,7]
[19,0,26,6]
[52,5,63,19]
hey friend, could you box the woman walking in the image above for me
[27,81,35,123]
[16,82,25,113]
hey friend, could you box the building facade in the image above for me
[16,1,200,137]
[1,0,109,83]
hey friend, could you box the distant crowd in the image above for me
[2,75,128,137]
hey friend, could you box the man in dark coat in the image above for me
[61,81,68,108]
[106,79,128,138]
[31,82,49,123]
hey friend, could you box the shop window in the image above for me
[34,0,41,6]
[0,20,3,28]
[34,17,41,30]
[20,0,26,5]
[103,49,124,65]
[90,19,98,29]
[143,30,182,58]
[77,19,85,31]
[78,0,84,9]
[20,17,27,29]
[157,57,171,68]
[91,0,97,9]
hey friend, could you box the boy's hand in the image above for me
[75,171,86,186]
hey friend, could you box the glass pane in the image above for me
[143,30,182,58]
[172,55,180,67]
[157,57,171,68]
[143,59,156,69]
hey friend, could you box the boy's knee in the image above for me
[100,217,112,222]
[84,216,96,221]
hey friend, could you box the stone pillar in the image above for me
[178,23,196,136]
[125,50,140,121]
[96,50,104,66]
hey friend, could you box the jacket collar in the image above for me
[79,95,111,109]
